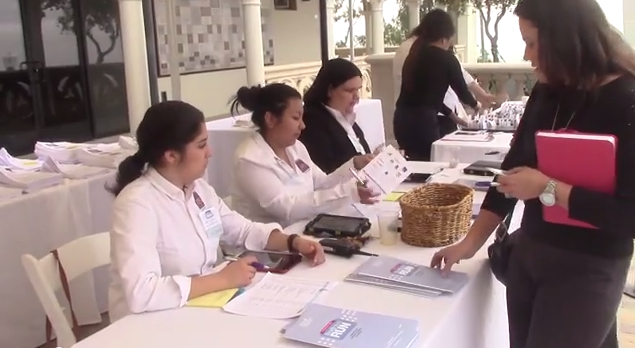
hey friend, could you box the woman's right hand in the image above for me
[218,256,257,288]
[357,182,379,205]
[430,240,480,276]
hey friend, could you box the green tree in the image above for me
[43,0,120,63]
[471,0,519,62]
[334,0,364,48]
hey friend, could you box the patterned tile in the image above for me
[153,0,274,76]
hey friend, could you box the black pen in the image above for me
[425,167,444,182]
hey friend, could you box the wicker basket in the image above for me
[399,183,474,247]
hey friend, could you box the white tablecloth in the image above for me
[431,132,513,164]
[0,173,115,348]
[205,99,386,198]
[71,163,520,348]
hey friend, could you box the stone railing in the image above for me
[335,45,466,62]
[264,57,372,98]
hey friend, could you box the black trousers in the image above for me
[393,106,440,161]
[506,230,630,348]
[437,115,458,138]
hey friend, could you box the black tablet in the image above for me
[304,214,371,238]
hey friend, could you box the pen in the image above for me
[349,168,368,188]
[426,167,445,182]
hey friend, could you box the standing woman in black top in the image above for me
[394,9,479,161]
[431,0,635,347]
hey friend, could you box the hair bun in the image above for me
[236,85,263,112]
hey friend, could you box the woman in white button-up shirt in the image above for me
[229,83,379,227]
[107,101,325,322]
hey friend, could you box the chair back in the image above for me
[21,232,110,348]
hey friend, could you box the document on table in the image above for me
[360,145,412,195]
[222,273,336,319]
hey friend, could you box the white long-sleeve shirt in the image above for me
[231,132,360,227]
[108,167,281,322]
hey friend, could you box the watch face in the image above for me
[540,193,556,206]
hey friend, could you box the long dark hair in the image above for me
[108,101,205,196]
[515,0,635,88]
[230,83,301,131]
[303,58,362,107]
[401,9,455,92]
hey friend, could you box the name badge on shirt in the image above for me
[193,191,223,242]
[199,207,224,241]
[295,159,310,173]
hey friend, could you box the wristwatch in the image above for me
[539,180,557,206]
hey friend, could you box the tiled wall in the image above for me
[153,0,275,76]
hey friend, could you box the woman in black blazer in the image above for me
[300,58,371,174]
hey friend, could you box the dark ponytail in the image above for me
[230,83,301,131]
[110,153,147,196]
[108,101,205,196]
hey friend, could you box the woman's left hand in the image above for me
[496,166,550,200]
[293,237,326,266]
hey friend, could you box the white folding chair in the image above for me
[22,232,110,348]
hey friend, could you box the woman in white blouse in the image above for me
[107,101,325,322]
[230,83,379,227]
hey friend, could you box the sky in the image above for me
[334,0,625,62]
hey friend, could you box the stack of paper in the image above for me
[442,131,493,142]
[222,273,336,319]
[0,167,64,193]
[344,255,469,297]
[281,303,420,348]
[0,148,41,171]
[34,142,85,163]
[76,146,134,169]
[41,157,110,179]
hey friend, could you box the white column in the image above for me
[326,0,337,58]
[369,0,385,54]
[624,0,635,47]
[363,2,372,54]
[118,0,151,133]
[242,0,265,85]
[406,0,420,31]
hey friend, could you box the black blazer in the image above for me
[299,104,371,174]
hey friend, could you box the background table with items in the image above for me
[431,132,513,164]
[71,163,522,348]
[0,172,115,348]
[205,98,386,198]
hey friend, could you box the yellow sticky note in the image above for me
[186,288,239,308]
[383,192,405,202]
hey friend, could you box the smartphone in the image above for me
[232,250,302,274]
[404,173,432,183]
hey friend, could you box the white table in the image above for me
[431,132,513,164]
[71,163,521,348]
[205,99,386,198]
[0,173,115,348]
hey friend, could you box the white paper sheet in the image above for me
[222,273,336,319]
[359,145,412,195]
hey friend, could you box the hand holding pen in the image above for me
[349,168,380,205]
[218,256,261,288]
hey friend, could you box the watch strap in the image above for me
[287,234,299,253]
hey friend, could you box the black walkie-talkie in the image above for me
[319,238,377,258]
